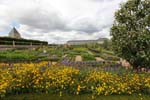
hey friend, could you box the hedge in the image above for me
[0,37,48,45]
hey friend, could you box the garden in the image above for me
[0,40,150,100]
[0,61,150,100]
[1,0,150,99]
[0,44,150,99]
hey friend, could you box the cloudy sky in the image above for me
[0,0,127,44]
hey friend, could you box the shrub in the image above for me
[82,54,96,61]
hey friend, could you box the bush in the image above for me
[0,50,49,62]
[82,54,96,61]
[0,37,48,45]
[100,54,120,61]
[73,48,87,53]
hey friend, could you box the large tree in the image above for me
[111,0,150,70]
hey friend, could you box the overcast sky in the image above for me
[0,0,127,44]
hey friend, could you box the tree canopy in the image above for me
[111,0,150,69]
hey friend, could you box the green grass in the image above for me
[0,50,38,61]
[3,93,150,100]
[0,49,52,62]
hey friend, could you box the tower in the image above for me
[9,27,21,39]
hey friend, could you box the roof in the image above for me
[67,38,107,43]
[67,40,98,42]
[9,27,21,39]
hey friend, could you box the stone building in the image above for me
[9,27,21,39]
[67,38,107,45]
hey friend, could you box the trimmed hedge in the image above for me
[82,53,96,61]
[0,37,48,45]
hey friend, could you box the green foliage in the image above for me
[1,65,150,98]
[88,48,102,54]
[111,0,150,69]
[73,48,87,53]
[0,50,37,61]
[102,49,114,56]
[101,39,112,50]
[0,50,48,62]
[100,54,120,61]
[0,37,48,45]
[82,53,96,61]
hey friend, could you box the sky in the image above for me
[0,0,127,44]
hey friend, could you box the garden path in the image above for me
[75,55,82,61]
[96,57,105,61]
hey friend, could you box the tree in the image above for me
[111,0,150,70]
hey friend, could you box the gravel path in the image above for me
[75,55,82,61]
[96,57,105,61]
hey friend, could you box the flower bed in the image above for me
[0,62,150,98]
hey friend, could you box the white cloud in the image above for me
[0,0,127,43]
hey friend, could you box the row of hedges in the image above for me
[82,53,96,61]
[88,48,101,53]
[0,37,48,45]
[0,50,40,62]
[0,50,52,62]
[73,47,87,53]
[100,54,120,61]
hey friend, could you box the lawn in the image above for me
[3,93,150,100]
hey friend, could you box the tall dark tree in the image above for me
[111,0,150,70]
